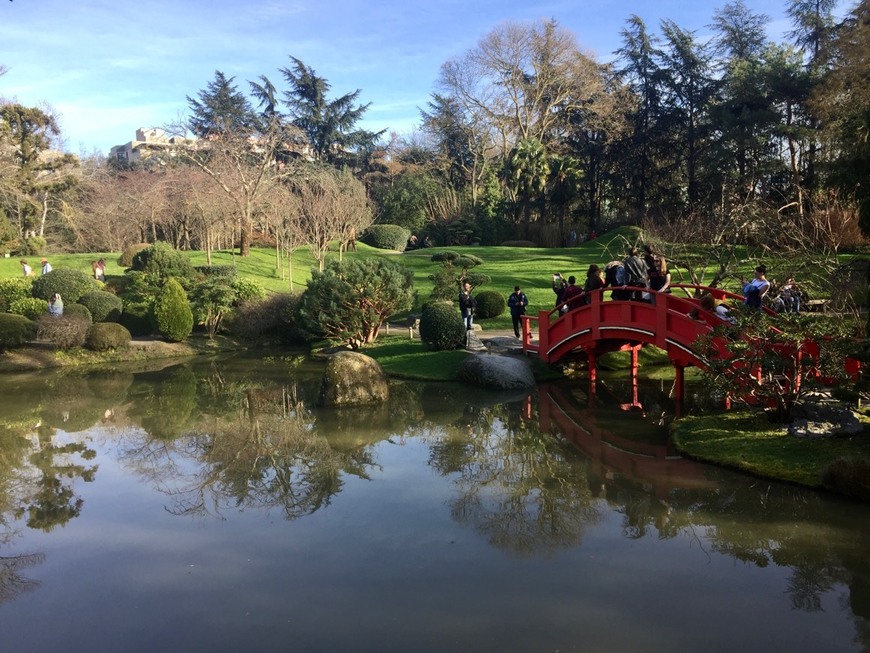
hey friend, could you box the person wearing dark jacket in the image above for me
[458,282,476,330]
[583,264,604,304]
[623,248,648,301]
[507,285,528,338]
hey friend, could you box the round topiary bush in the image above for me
[419,300,465,351]
[78,290,123,322]
[31,268,97,303]
[9,297,49,321]
[130,242,195,281]
[118,243,150,268]
[63,303,93,323]
[153,278,193,342]
[0,277,33,312]
[86,322,132,351]
[0,312,36,350]
[361,224,411,251]
[474,290,506,319]
[36,314,90,348]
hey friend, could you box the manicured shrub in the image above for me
[0,277,33,312]
[189,276,235,338]
[36,314,90,348]
[130,242,195,282]
[361,224,411,251]
[86,322,132,351]
[419,300,465,351]
[63,303,93,323]
[194,265,237,280]
[31,268,97,303]
[153,278,193,342]
[430,251,460,263]
[77,290,123,322]
[9,297,49,321]
[296,258,415,348]
[230,277,266,304]
[0,312,36,350]
[118,243,149,267]
[120,303,152,337]
[224,293,298,341]
[474,290,506,319]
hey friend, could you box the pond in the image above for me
[0,353,868,652]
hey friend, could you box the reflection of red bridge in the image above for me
[522,285,857,403]
[537,384,716,499]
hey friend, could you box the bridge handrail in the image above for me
[547,283,755,322]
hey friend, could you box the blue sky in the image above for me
[0,0,851,155]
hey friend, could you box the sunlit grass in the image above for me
[672,411,870,487]
[362,335,470,380]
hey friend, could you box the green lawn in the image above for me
[2,229,651,330]
[1,226,843,333]
[671,410,870,487]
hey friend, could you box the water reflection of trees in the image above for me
[428,399,602,556]
[118,371,392,519]
[0,417,97,603]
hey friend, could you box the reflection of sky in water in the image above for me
[0,358,868,651]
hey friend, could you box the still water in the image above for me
[0,353,868,652]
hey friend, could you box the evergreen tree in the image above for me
[152,278,193,342]
[279,56,384,166]
[187,71,256,137]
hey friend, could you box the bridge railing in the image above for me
[523,283,749,352]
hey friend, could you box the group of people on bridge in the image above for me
[551,247,803,319]
[552,245,673,312]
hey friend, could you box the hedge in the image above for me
[78,290,123,322]
[361,224,410,251]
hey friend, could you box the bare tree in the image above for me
[287,166,372,272]
[261,181,305,291]
[179,118,294,257]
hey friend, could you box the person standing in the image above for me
[21,259,33,277]
[623,247,648,301]
[41,258,52,275]
[458,281,476,331]
[507,285,528,338]
[583,264,604,304]
[562,275,584,310]
[552,273,567,308]
[647,255,671,303]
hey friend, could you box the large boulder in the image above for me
[458,353,536,391]
[318,351,390,407]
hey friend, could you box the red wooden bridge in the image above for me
[519,284,855,403]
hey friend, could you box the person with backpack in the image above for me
[741,265,770,310]
[623,248,648,301]
[603,260,628,300]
